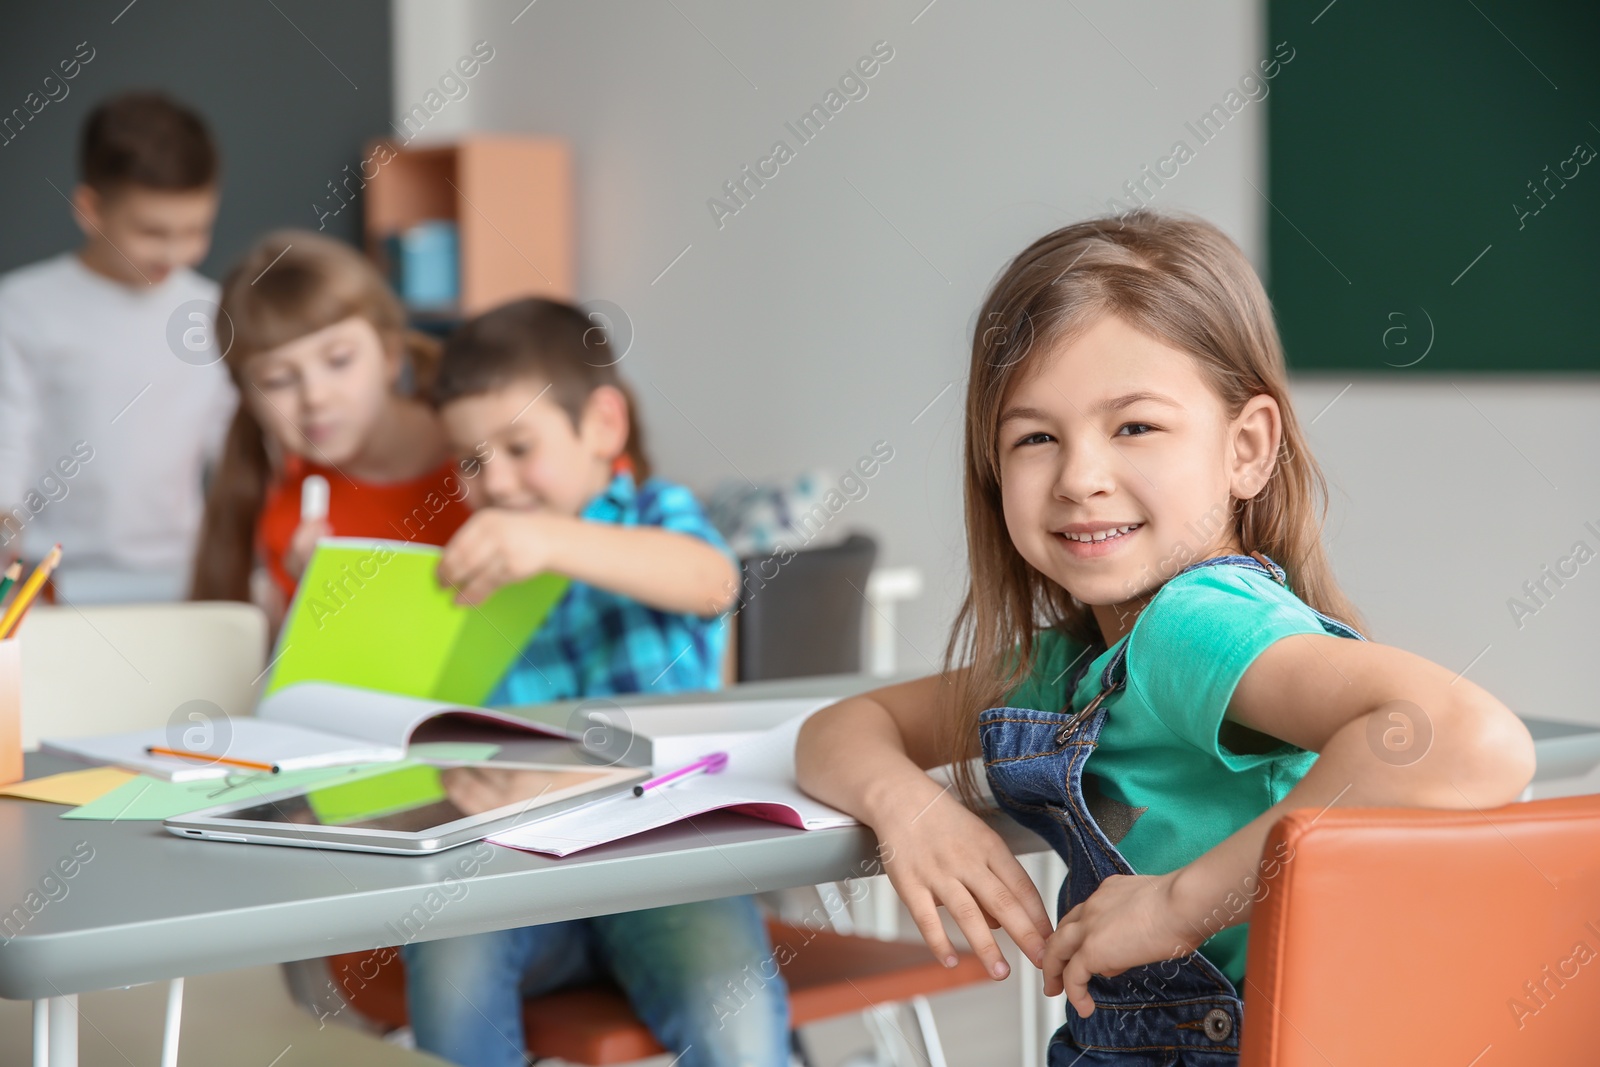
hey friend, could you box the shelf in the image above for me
[364,136,574,315]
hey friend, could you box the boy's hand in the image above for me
[871,779,1054,983]
[283,519,331,579]
[438,509,570,605]
[1040,871,1204,1019]
[439,766,526,814]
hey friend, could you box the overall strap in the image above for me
[1052,551,1289,745]
[1182,550,1368,641]
[1054,638,1130,744]
[1176,549,1288,586]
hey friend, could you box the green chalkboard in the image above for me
[1267,0,1599,373]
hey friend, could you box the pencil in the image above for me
[0,561,21,611]
[144,746,281,774]
[0,544,61,640]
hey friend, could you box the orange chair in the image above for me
[320,918,990,1064]
[1241,794,1600,1066]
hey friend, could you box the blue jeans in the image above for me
[400,895,790,1067]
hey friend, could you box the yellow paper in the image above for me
[0,766,137,805]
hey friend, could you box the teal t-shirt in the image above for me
[1003,563,1355,982]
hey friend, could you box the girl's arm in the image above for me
[796,672,1055,979]
[439,510,737,615]
[1043,634,1535,1017]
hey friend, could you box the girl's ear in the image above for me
[578,384,631,464]
[1229,393,1281,501]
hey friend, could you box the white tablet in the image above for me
[164,761,646,854]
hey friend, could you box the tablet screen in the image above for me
[212,763,632,833]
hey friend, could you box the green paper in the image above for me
[265,539,568,705]
[408,741,503,762]
[62,762,416,821]
[305,764,445,824]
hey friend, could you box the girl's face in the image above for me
[243,315,399,466]
[440,377,627,518]
[997,314,1280,643]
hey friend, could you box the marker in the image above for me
[632,752,729,797]
[301,474,331,523]
[0,561,22,609]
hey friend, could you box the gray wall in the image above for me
[393,0,1269,675]
[0,0,392,279]
[394,1,1599,776]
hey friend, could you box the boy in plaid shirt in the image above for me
[401,298,787,1067]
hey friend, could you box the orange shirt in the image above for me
[257,454,472,603]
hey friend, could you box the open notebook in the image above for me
[42,538,576,783]
[561,696,831,768]
[40,683,576,782]
[488,710,857,857]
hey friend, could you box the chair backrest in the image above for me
[18,601,268,747]
[735,533,877,682]
[1241,795,1600,1066]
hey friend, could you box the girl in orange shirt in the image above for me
[190,231,470,626]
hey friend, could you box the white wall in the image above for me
[391,1,1599,752]
[393,0,1270,671]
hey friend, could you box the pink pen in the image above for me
[632,752,729,797]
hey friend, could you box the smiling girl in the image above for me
[795,210,1534,1064]
[188,231,470,623]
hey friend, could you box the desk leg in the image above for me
[1017,943,1038,1067]
[44,995,76,1067]
[161,978,184,1067]
[32,998,47,1067]
[846,874,898,940]
[1021,851,1067,1061]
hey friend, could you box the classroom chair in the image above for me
[17,601,267,748]
[732,528,961,1059]
[736,533,877,682]
[277,530,980,1063]
[316,911,991,1065]
[1239,794,1600,1065]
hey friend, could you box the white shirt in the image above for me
[0,253,237,596]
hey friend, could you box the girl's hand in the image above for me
[438,509,570,605]
[1041,871,1203,1018]
[283,518,331,579]
[873,782,1054,981]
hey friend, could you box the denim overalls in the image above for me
[979,552,1365,1066]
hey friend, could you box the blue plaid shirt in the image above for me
[488,472,733,707]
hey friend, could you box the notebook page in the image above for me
[39,719,403,782]
[488,712,856,857]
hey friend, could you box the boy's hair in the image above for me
[79,91,218,195]
[433,297,652,481]
[942,209,1365,795]
[189,231,440,602]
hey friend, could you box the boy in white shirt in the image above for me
[0,91,237,601]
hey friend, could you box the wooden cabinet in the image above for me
[363,136,573,316]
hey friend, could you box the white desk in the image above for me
[6,672,1600,1067]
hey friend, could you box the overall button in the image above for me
[1202,1007,1233,1042]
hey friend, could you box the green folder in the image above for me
[265,538,569,706]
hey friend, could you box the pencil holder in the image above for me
[0,638,18,785]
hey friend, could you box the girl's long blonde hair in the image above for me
[942,209,1365,791]
[188,230,441,602]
